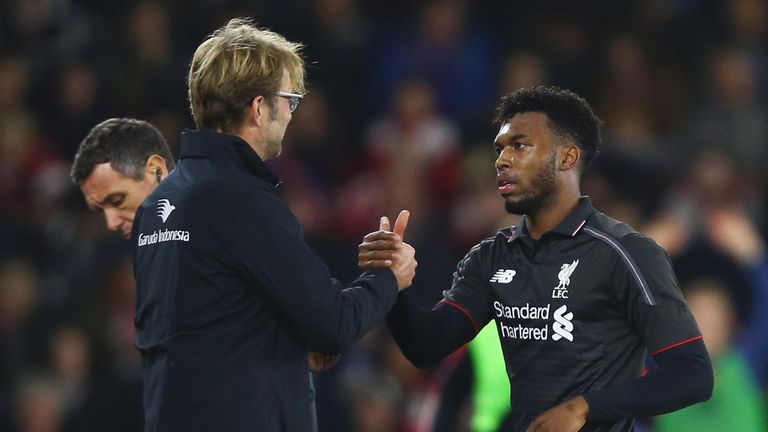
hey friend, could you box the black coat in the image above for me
[132,130,398,431]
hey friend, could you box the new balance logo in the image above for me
[552,305,574,342]
[489,269,516,284]
[157,199,176,223]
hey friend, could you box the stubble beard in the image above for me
[265,120,286,159]
[266,135,283,159]
[504,152,558,216]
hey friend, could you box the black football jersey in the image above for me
[443,197,701,431]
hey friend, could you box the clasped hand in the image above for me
[358,210,417,291]
[311,211,417,372]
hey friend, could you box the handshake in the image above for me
[310,210,417,372]
[358,210,418,291]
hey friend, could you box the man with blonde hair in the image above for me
[132,18,416,432]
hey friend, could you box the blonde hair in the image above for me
[187,18,305,133]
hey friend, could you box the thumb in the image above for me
[393,210,410,240]
[380,216,391,231]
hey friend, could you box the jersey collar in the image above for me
[551,196,595,236]
[507,196,595,242]
[179,129,282,187]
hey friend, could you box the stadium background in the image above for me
[1,0,767,431]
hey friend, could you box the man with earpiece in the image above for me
[71,118,174,240]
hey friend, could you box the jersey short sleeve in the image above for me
[442,242,494,331]
[613,233,702,354]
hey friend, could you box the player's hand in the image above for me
[308,352,341,373]
[526,396,589,432]
[358,210,417,291]
[358,210,410,270]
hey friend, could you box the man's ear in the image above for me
[248,95,267,128]
[145,154,169,183]
[558,145,581,171]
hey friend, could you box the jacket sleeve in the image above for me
[208,185,398,353]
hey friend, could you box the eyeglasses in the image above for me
[275,91,304,113]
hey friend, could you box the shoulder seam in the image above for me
[468,233,501,254]
[582,227,656,306]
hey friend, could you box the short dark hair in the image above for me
[70,118,175,184]
[494,86,602,168]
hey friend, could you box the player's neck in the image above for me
[525,187,580,240]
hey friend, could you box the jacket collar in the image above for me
[508,196,595,242]
[178,129,281,187]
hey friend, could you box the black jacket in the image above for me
[132,130,398,432]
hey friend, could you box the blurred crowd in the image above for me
[1,0,767,431]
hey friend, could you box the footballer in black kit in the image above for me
[360,86,713,431]
[442,197,703,431]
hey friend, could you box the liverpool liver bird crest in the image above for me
[556,259,579,289]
